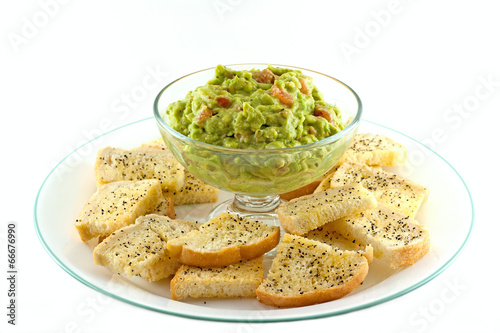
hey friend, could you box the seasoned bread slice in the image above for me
[331,162,429,218]
[141,139,219,206]
[93,214,200,281]
[305,224,374,263]
[163,171,219,206]
[313,166,382,194]
[167,212,280,267]
[330,204,430,268]
[136,214,200,243]
[280,165,339,201]
[93,195,176,245]
[141,137,169,149]
[93,218,169,281]
[313,174,335,194]
[170,257,264,300]
[75,180,164,241]
[339,133,407,166]
[256,234,368,308]
[277,183,377,236]
[95,146,185,192]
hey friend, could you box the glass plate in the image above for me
[34,117,474,322]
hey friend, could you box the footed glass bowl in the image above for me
[153,64,362,223]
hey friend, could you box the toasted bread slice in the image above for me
[95,146,185,192]
[93,218,168,281]
[313,166,382,194]
[256,234,368,308]
[279,179,323,201]
[277,183,377,236]
[163,171,219,206]
[305,224,374,263]
[339,133,407,166]
[280,165,339,201]
[330,162,429,218]
[331,204,430,268]
[170,257,264,300]
[137,214,200,243]
[141,139,219,206]
[167,212,280,267]
[75,180,164,241]
[93,214,200,281]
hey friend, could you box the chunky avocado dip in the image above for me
[165,65,344,149]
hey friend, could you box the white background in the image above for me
[1,0,499,332]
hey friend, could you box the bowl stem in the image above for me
[232,194,281,213]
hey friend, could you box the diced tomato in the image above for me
[314,108,332,123]
[270,84,294,106]
[216,96,232,108]
[308,126,317,135]
[253,69,276,84]
[299,78,311,95]
[195,108,213,126]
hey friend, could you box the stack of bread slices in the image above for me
[75,133,430,308]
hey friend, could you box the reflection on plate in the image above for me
[34,117,473,322]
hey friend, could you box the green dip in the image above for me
[165,65,344,149]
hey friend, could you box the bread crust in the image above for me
[170,243,242,268]
[256,257,368,307]
[170,227,280,267]
[239,227,280,261]
[164,196,176,219]
[279,180,322,201]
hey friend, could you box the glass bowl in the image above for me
[153,64,362,223]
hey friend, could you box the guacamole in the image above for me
[165,65,344,149]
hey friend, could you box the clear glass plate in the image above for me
[34,117,474,322]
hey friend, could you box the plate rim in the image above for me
[33,117,475,322]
